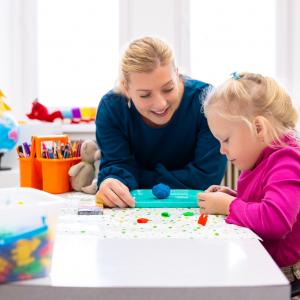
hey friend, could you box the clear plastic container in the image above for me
[0,187,62,283]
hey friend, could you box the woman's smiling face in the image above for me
[124,63,182,127]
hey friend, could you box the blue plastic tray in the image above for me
[131,189,203,208]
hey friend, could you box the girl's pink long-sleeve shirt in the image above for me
[226,138,300,267]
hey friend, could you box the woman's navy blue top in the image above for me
[96,78,227,190]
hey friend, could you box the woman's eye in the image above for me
[222,138,229,143]
[163,88,174,93]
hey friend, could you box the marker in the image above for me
[22,142,31,157]
[77,205,103,215]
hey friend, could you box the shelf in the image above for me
[62,123,95,133]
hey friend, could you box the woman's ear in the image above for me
[253,116,267,142]
[121,80,132,108]
[121,80,130,98]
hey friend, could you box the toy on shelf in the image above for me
[26,99,63,122]
[61,107,96,124]
[0,90,19,170]
[0,90,11,112]
[26,98,96,124]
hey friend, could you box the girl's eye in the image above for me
[140,94,150,98]
[222,138,229,143]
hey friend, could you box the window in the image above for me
[190,0,276,85]
[37,0,119,107]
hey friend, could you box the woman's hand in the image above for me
[205,185,237,197]
[197,191,235,215]
[96,178,135,208]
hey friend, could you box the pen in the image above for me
[22,142,31,157]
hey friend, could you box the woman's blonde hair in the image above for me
[115,36,175,94]
[203,72,299,145]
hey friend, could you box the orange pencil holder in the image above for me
[18,137,43,190]
[19,135,81,194]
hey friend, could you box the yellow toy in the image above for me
[0,90,11,114]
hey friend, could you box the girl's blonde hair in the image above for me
[203,72,299,145]
[115,36,175,94]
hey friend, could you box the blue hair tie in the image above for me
[231,72,240,80]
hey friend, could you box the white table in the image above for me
[0,194,290,300]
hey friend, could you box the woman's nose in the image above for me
[220,144,227,155]
[154,94,167,110]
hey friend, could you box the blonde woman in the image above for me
[96,37,226,208]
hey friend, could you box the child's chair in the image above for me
[291,279,300,298]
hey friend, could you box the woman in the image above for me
[95,36,226,207]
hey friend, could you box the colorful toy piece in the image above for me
[161,212,171,217]
[27,99,96,123]
[198,213,208,226]
[0,224,53,283]
[132,189,203,208]
[137,218,149,224]
[183,211,194,216]
[152,183,171,199]
[0,90,19,170]
[27,99,63,122]
[0,90,11,114]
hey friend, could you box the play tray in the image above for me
[131,189,203,208]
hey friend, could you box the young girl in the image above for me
[197,72,300,286]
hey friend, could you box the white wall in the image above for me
[289,0,300,106]
[1,0,300,121]
[276,0,300,106]
[119,0,190,74]
[0,0,37,120]
[0,0,13,106]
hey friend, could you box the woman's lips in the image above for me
[152,107,169,117]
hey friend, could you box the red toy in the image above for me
[137,218,150,224]
[26,98,96,123]
[27,99,63,122]
[198,213,208,226]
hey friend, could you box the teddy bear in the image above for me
[68,140,101,194]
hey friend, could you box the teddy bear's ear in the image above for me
[94,149,101,161]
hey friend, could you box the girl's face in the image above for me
[124,63,183,127]
[206,110,266,171]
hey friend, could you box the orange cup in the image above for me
[18,157,43,189]
[38,157,80,194]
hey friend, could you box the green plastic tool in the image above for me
[131,189,203,208]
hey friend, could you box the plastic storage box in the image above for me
[0,187,62,283]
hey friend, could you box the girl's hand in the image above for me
[96,178,135,208]
[205,185,237,197]
[197,191,235,215]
